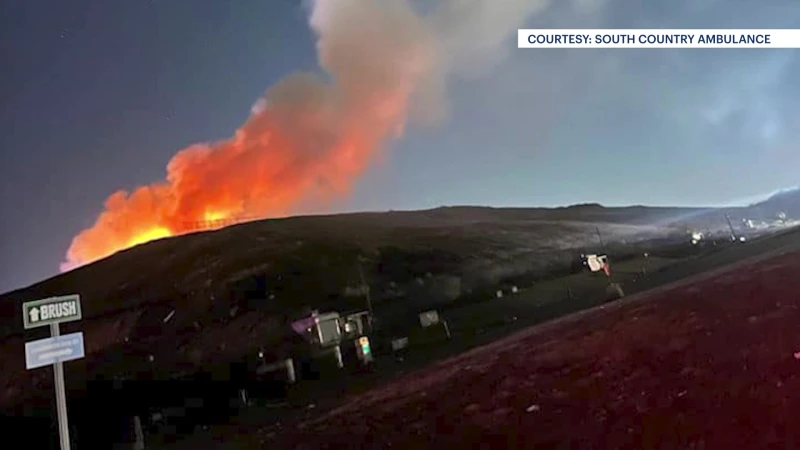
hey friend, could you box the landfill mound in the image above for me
[264,243,800,449]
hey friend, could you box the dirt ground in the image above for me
[249,245,800,449]
[139,229,800,449]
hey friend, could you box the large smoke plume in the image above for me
[62,0,549,271]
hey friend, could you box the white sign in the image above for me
[419,310,440,328]
[585,254,609,273]
[518,29,800,48]
[391,337,409,351]
[25,332,85,370]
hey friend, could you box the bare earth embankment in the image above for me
[261,245,800,449]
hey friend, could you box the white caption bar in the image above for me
[518,29,800,48]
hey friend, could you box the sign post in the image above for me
[22,294,83,450]
[52,323,71,450]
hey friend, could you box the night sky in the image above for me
[1,0,798,293]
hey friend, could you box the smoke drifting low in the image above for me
[62,0,548,271]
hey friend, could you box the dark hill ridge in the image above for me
[0,205,683,411]
[0,200,796,413]
[750,186,800,217]
[2,200,797,340]
[0,205,700,326]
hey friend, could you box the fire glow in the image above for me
[60,0,547,272]
[60,0,438,272]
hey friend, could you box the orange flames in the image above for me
[60,0,438,271]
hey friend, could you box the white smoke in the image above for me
[63,0,559,270]
[309,0,554,124]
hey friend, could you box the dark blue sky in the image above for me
[1,0,798,293]
[1,0,313,291]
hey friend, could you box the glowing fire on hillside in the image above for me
[60,0,548,272]
[60,0,438,271]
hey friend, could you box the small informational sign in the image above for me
[25,332,85,370]
[419,310,440,328]
[317,318,341,345]
[23,295,82,330]
[585,254,611,276]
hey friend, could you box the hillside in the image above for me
[0,205,690,409]
[749,187,800,218]
[0,200,794,414]
[263,235,800,449]
[1,205,698,334]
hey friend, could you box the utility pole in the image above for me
[725,213,737,241]
[357,256,374,331]
[595,226,606,254]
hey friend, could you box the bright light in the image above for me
[204,210,228,222]
[126,227,172,248]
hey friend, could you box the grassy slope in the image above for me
[0,204,757,412]
[260,227,800,450]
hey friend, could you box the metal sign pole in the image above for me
[50,322,71,450]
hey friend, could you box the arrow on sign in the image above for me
[29,307,40,323]
[22,295,82,330]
